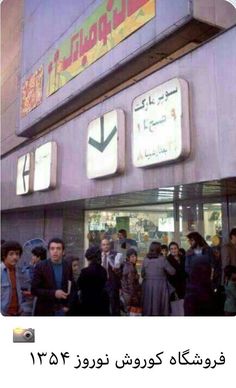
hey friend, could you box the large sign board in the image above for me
[132,78,190,167]
[16,153,34,195]
[87,109,125,179]
[47,0,155,96]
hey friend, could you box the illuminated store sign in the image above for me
[87,109,125,179]
[132,78,190,167]
[16,153,34,195]
[16,142,57,195]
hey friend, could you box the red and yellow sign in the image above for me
[21,66,43,117]
[47,0,155,96]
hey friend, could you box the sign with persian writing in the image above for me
[87,109,125,179]
[33,142,57,191]
[16,153,34,195]
[132,78,190,167]
[47,0,155,96]
[21,66,43,117]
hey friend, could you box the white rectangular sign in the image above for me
[132,78,190,167]
[87,109,125,179]
[33,141,57,191]
[16,153,34,195]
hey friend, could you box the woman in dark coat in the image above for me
[167,241,186,300]
[184,232,214,316]
[141,241,176,316]
[77,246,109,316]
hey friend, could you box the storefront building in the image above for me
[1,0,236,267]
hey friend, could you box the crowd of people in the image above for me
[1,228,236,317]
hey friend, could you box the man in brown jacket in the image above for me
[221,228,236,283]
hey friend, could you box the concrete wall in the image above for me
[1,209,63,245]
[17,0,236,137]
[1,0,26,155]
[19,0,192,136]
[1,207,85,264]
[1,26,236,211]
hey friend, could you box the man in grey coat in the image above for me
[100,238,123,315]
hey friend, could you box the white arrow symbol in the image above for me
[224,0,236,9]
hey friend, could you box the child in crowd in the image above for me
[121,248,141,315]
[66,255,80,315]
[161,244,168,257]
[66,255,80,282]
[20,245,47,315]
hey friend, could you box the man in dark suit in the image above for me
[100,238,123,315]
[31,238,72,316]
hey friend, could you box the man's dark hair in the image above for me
[229,228,236,240]
[161,244,168,250]
[147,241,161,259]
[186,232,208,248]
[126,248,137,259]
[1,241,23,261]
[118,229,127,238]
[48,237,65,250]
[85,246,101,263]
[31,246,47,261]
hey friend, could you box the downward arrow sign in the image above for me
[88,115,117,152]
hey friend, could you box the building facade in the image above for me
[1,0,236,267]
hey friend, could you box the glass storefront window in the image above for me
[179,202,222,249]
[203,203,222,246]
[179,204,203,250]
[229,196,236,231]
[84,201,224,269]
[85,205,174,272]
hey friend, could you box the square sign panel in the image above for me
[132,78,190,167]
[33,141,57,191]
[87,109,125,179]
[16,153,34,195]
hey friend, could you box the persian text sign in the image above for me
[21,66,43,117]
[132,78,190,167]
[47,0,155,96]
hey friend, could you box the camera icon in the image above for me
[13,328,35,343]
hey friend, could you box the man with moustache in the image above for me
[31,237,72,316]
